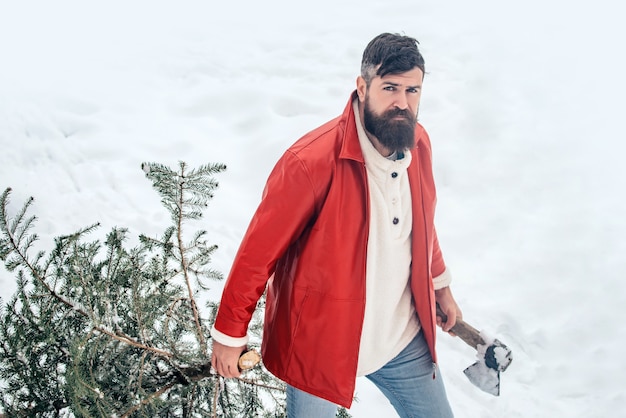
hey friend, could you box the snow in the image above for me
[2,0,626,416]
[491,345,512,373]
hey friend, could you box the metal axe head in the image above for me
[436,304,513,396]
[464,338,513,396]
[464,361,501,396]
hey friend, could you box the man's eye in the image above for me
[383,86,396,91]
[407,88,419,94]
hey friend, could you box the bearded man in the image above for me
[211,32,461,418]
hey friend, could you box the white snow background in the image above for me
[1,1,625,416]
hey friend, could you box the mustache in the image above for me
[384,108,415,122]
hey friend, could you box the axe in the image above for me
[436,304,512,396]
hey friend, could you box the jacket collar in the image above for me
[338,91,365,162]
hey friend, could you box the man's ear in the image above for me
[356,76,367,102]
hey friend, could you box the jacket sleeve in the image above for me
[417,124,452,291]
[431,222,452,290]
[213,150,319,338]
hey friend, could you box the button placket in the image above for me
[389,169,402,226]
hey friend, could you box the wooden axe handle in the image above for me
[238,349,261,371]
[436,303,485,350]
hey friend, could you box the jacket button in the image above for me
[391,172,398,178]
[393,217,399,225]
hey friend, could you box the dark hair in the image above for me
[360,33,425,85]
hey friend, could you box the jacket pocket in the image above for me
[285,286,363,393]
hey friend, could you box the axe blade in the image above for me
[463,361,500,396]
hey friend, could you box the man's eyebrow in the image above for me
[382,81,421,89]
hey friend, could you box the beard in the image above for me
[363,95,417,154]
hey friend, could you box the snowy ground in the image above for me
[2,1,626,416]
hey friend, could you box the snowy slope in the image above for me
[1,1,625,416]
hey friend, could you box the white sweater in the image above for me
[353,100,422,375]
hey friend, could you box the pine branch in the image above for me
[211,376,221,418]
[236,376,285,392]
[164,297,191,357]
[91,326,174,358]
[1,189,42,275]
[176,163,207,357]
[120,381,177,418]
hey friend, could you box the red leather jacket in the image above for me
[214,91,447,408]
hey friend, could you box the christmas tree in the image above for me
[0,161,293,417]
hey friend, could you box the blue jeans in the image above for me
[286,332,453,418]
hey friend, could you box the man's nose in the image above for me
[394,93,409,110]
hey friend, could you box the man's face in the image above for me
[358,67,423,155]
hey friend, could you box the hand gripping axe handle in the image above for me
[436,304,513,396]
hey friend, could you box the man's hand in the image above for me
[211,340,246,378]
[435,286,462,334]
